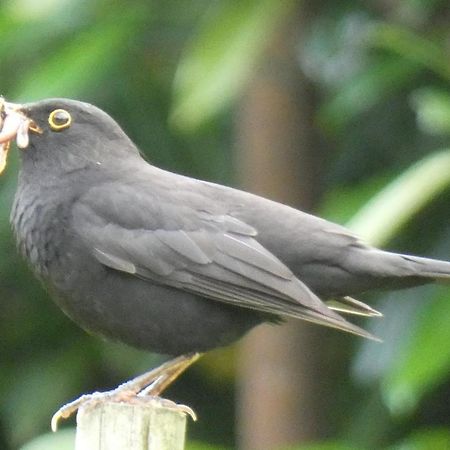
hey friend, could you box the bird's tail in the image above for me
[321,250,449,320]
[400,254,450,281]
[361,249,450,289]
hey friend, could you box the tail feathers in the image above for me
[367,249,450,285]
[326,296,383,317]
[282,306,381,342]
[399,254,450,281]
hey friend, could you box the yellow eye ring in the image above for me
[48,109,72,131]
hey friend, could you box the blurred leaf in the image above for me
[382,287,450,416]
[389,428,450,450]
[320,21,450,131]
[21,429,75,450]
[287,441,359,450]
[351,289,427,385]
[170,0,295,132]
[13,10,144,100]
[391,0,449,23]
[97,340,161,379]
[4,344,89,446]
[347,149,450,246]
[0,0,95,67]
[318,57,420,132]
[320,174,391,223]
[411,87,450,135]
[5,0,73,22]
[186,441,230,450]
[300,11,372,89]
[197,346,237,384]
[371,24,450,81]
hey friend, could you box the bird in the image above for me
[1,97,449,428]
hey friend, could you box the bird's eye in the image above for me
[48,109,72,131]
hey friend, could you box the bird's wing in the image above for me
[72,182,376,339]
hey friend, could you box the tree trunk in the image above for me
[234,7,333,450]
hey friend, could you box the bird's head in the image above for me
[0,98,140,176]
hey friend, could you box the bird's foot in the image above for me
[51,352,201,431]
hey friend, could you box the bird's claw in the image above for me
[51,390,197,432]
[51,391,106,432]
[51,353,201,431]
[137,396,198,421]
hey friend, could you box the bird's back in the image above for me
[156,167,450,297]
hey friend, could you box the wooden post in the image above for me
[75,399,188,450]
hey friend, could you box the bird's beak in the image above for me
[0,98,42,175]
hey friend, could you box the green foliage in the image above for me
[347,149,450,246]
[186,442,230,450]
[20,429,75,450]
[318,56,421,133]
[15,13,144,101]
[371,24,450,81]
[287,442,358,450]
[389,428,450,450]
[411,88,450,135]
[382,288,450,416]
[170,0,296,132]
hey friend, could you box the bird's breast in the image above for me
[11,182,71,279]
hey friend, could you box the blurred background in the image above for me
[0,1,449,449]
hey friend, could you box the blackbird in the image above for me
[1,97,449,426]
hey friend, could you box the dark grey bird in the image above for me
[1,97,449,426]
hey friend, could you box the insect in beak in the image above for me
[0,98,42,174]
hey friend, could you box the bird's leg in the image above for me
[138,353,201,397]
[114,352,201,397]
[51,352,202,431]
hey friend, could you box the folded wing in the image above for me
[72,183,377,340]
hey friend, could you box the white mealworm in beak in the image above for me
[0,111,22,144]
[0,141,10,174]
[0,109,30,174]
[16,119,30,148]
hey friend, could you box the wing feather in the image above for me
[72,185,376,340]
